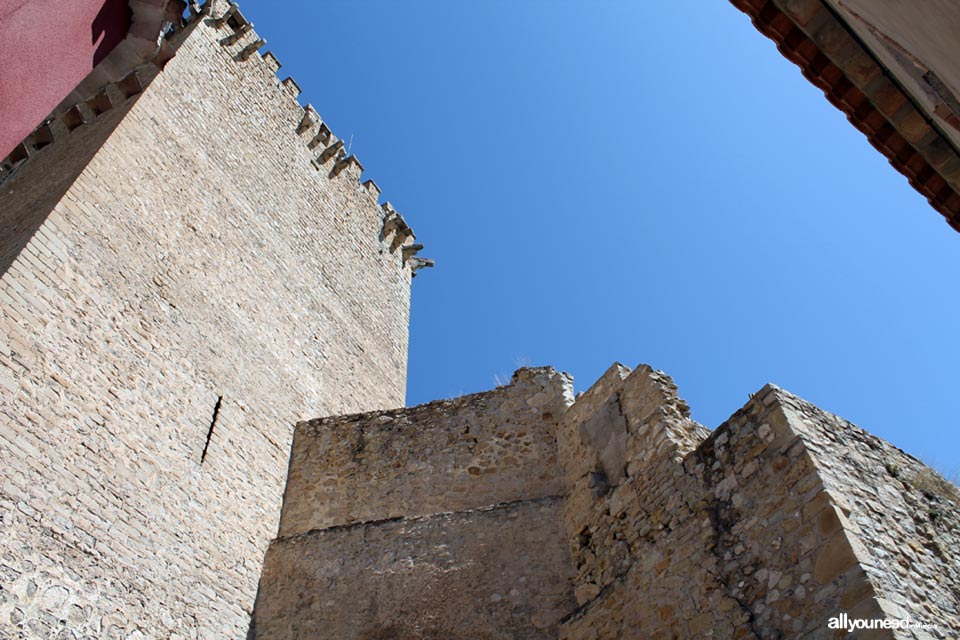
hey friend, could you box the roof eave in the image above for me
[730,0,960,233]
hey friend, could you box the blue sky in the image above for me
[238,2,959,476]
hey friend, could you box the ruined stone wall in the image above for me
[558,366,960,640]
[253,364,958,639]
[278,367,573,537]
[253,368,577,639]
[775,392,960,635]
[686,387,883,639]
[0,3,416,637]
[556,364,755,639]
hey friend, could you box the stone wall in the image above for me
[278,367,573,537]
[0,3,417,637]
[776,391,960,635]
[556,364,753,639]
[258,499,573,640]
[685,387,881,639]
[558,366,960,640]
[253,368,578,639]
[257,363,959,639]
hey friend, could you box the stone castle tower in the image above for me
[0,1,957,638]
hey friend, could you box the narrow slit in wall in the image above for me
[201,395,222,464]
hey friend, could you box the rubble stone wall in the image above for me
[257,498,574,640]
[557,364,751,639]
[255,364,959,640]
[279,367,573,537]
[255,368,577,639]
[685,387,883,639]
[777,392,960,635]
[0,6,415,638]
[558,367,960,640]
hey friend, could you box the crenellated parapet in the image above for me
[254,363,959,638]
[203,0,433,277]
[63,0,184,106]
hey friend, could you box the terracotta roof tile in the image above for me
[730,0,960,231]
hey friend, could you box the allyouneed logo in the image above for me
[827,613,938,633]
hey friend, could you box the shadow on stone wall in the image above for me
[0,67,158,278]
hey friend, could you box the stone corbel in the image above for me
[28,124,55,151]
[117,71,144,99]
[409,257,435,277]
[331,155,363,179]
[62,106,87,132]
[317,140,345,165]
[387,215,414,252]
[297,106,319,135]
[308,123,333,150]
[381,213,399,239]
[86,90,113,116]
[213,2,245,29]
[221,21,253,46]
[401,243,424,261]
[380,203,402,241]
[238,39,266,61]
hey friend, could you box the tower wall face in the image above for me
[0,12,413,639]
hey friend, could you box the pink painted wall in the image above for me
[0,0,130,160]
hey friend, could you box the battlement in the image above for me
[0,39,173,184]
[200,0,432,272]
[0,0,189,182]
[560,369,960,639]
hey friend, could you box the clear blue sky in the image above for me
[238,1,959,476]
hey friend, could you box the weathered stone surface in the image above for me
[258,364,959,639]
[255,498,575,640]
[2,0,958,636]
[776,390,960,636]
[255,368,577,639]
[279,367,572,536]
[558,375,959,640]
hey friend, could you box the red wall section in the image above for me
[0,0,130,159]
